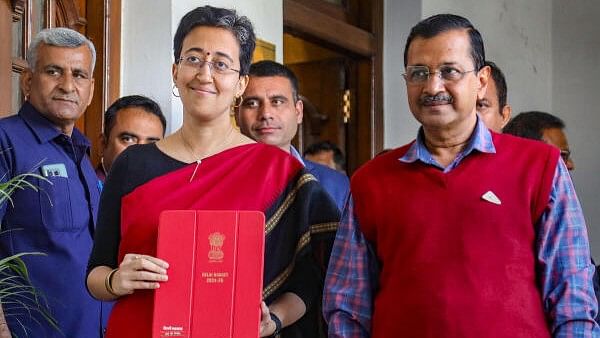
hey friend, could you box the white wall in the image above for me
[383,0,422,148]
[552,0,600,258]
[121,0,283,134]
[121,0,174,130]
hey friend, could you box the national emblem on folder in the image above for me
[152,210,265,338]
[208,232,225,262]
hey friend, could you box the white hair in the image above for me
[27,27,96,72]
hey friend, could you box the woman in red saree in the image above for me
[86,6,339,338]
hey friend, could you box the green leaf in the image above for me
[0,165,58,333]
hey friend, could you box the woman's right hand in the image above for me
[110,253,169,296]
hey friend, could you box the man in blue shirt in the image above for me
[0,27,110,337]
[236,60,349,211]
[304,140,347,173]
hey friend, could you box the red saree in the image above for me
[105,144,338,338]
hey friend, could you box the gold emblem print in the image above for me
[208,232,225,262]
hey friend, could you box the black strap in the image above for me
[269,312,282,337]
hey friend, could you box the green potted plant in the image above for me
[0,172,58,337]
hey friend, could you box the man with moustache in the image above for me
[324,14,598,337]
[0,28,110,337]
[237,60,349,211]
[477,60,511,132]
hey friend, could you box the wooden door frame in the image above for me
[0,1,11,115]
[283,0,383,172]
[85,0,121,166]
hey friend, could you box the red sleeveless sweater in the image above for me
[352,133,559,338]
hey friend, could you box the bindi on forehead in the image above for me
[182,47,233,63]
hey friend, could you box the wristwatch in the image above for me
[269,312,282,337]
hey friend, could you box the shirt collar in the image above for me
[19,101,90,148]
[399,115,496,167]
[290,146,306,166]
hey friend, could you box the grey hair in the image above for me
[27,27,96,72]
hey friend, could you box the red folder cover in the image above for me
[152,210,265,338]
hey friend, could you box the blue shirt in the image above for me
[291,146,349,212]
[324,117,599,337]
[0,102,110,337]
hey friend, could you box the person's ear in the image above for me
[86,78,95,107]
[20,69,33,97]
[172,62,179,83]
[236,75,249,98]
[500,104,512,129]
[477,65,491,101]
[295,98,304,124]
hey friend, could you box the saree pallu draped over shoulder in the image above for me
[104,144,339,338]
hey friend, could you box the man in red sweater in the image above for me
[323,14,599,337]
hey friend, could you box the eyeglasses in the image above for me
[403,65,476,85]
[178,55,240,75]
[560,149,572,163]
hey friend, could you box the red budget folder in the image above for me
[152,210,265,338]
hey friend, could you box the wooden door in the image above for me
[0,0,120,166]
[288,58,349,164]
[284,0,383,174]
